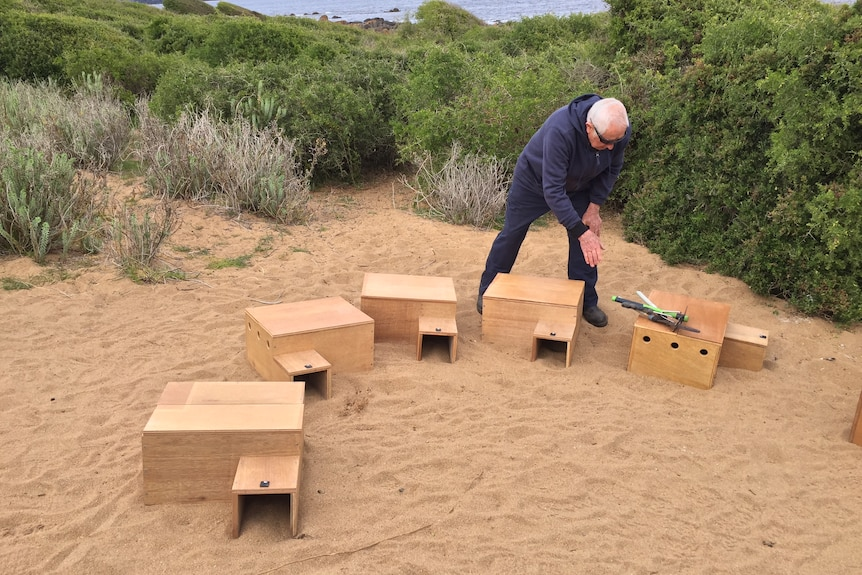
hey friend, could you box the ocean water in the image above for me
[194,1,610,23]
[151,0,852,25]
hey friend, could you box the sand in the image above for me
[2,174,862,575]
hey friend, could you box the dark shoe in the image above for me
[582,305,608,327]
[476,293,483,315]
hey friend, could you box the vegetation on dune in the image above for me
[1,0,861,322]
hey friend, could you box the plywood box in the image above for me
[718,323,769,371]
[626,291,730,390]
[850,389,862,447]
[482,274,584,359]
[142,403,304,505]
[360,273,457,342]
[245,296,374,380]
[157,381,306,405]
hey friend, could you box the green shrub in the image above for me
[0,10,143,84]
[412,0,485,41]
[162,0,216,16]
[216,2,264,18]
[144,15,210,55]
[619,1,862,322]
[499,13,601,56]
[190,17,310,65]
[394,44,595,165]
[149,54,401,182]
[62,45,169,100]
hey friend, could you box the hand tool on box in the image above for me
[611,292,700,333]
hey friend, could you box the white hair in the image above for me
[587,98,629,135]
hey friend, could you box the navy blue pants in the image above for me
[479,178,598,308]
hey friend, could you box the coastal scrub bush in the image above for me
[411,0,485,41]
[106,198,181,283]
[0,10,142,84]
[0,142,106,262]
[619,1,862,321]
[162,0,216,17]
[215,2,264,19]
[145,15,210,55]
[134,100,318,223]
[404,142,510,228]
[61,45,170,101]
[271,53,402,180]
[148,52,401,182]
[394,44,592,166]
[499,13,602,56]
[189,17,309,65]
[0,77,131,172]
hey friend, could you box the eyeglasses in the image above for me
[593,123,625,146]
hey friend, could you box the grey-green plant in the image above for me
[106,198,180,282]
[231,80,286,131]
[0,142,106,263]
[0,77,131,172]
[134,99,319,223]
[404,142,510,228]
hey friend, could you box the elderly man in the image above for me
[477,94,631,327]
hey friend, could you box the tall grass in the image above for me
[134,101,320,224]
[405,142,510,228]
[105,198,181,282]
[0,76,131,172]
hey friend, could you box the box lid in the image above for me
[361,272,457,303]
[245,296,373,336]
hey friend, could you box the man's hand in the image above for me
[581,202,602,237]
[578,229,604,267]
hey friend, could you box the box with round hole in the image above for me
[625,291,730,390]
[245,296,374,381]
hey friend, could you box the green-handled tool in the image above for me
[611,295,700,333]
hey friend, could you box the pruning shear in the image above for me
[611,291,701,334]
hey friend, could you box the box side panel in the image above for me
[246,313,287,381]
[483,298,580,351]
[159,382,305,405]
[628,325,722,390]
[850,389,862,447]
[718,324,768,371]
[362,299,455,342]
[718,339,766,371]
[247,318,373,378]
[273,323,374,374]
[142,430,302,504]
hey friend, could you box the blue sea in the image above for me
[159,1,612,23]
[149,0,854,24]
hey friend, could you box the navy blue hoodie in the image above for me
[514,94,630,231]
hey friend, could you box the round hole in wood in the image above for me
[642,336,651,343]
[670,342,679,349]
[700,349,709,356]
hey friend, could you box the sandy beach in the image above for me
[2,174,861,574]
